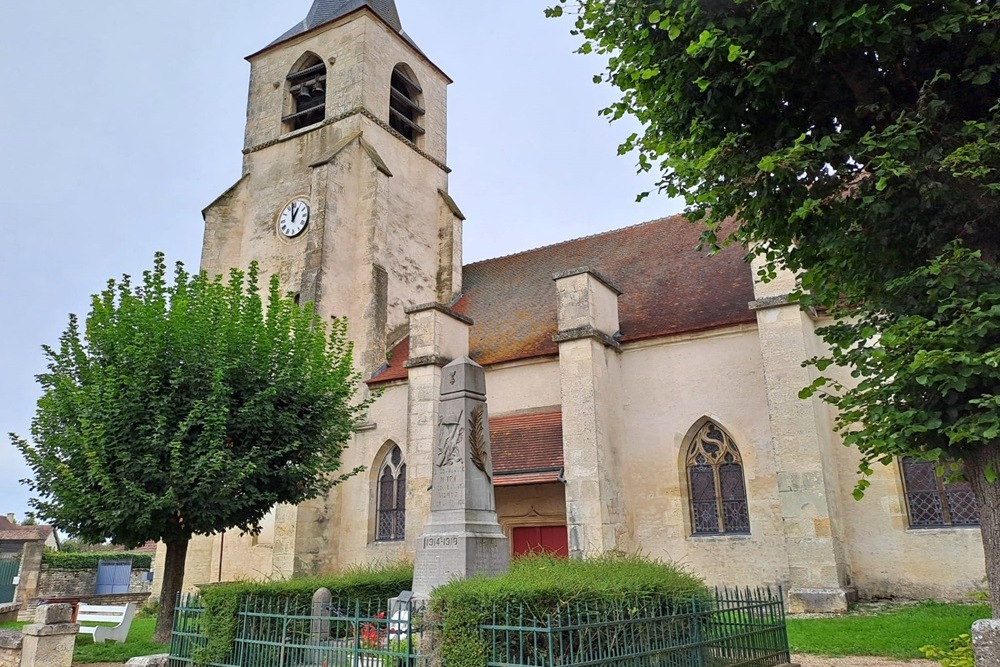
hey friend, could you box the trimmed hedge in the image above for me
[428,554,710,667]
[195,561,413,665]
[42,550,153,570]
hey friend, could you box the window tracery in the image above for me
[376,444,406,541]
[901,457,978,528]
[686,421,751,535]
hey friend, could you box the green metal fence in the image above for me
[481,588,790,667]
[169,588,789,667]
[169,594,428,667]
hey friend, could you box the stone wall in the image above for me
[0,631,20,667]
[17,558,152,621]
[34,566,151,598]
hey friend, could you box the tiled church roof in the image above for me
[490,412,564,487]
[269,0,403,48]
[370,215,756,384]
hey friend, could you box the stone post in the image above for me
[552,267,627,558]
[412,356,509,599]
[15,543,43,621]
[750,258,855,613]
[20,604,79,667]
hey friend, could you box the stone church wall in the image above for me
[618,325,790,591]
[834,441,985,600]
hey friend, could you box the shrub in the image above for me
[428,554,710,667]
[920,633,974,667]
[42,550,153,570]
[194,561,413,665]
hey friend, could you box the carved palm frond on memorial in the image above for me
[469,405,491,481]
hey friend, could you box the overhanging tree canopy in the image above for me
[11,254,368,640]
[548,0,1000,611]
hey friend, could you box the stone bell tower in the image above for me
[200,0,465,577]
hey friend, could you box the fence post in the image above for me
[19,604,79,667]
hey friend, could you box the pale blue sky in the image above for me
[0,2,681,523]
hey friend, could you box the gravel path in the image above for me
[792,654,937,666]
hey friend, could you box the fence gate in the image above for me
[0,555,19,604]
[95,558,132,595]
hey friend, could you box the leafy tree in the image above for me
[10,254,367,641]
[548,0,1000,611]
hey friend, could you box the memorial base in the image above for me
[413,525,510,599]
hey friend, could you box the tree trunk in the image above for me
[153,536,190,644]
[964,443,1000,618]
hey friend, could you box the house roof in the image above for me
[490,412,564,487]
[370,216,756,383]
[0,524,53,544]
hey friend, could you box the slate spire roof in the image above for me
[271,0,403,46]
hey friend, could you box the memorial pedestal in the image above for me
[413,357,509,599]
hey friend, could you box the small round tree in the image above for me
[11,254,368,641]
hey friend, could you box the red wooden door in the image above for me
[511,525,568,557]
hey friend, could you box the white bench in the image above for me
[76,602,136,644]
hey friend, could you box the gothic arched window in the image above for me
[283,54,327,132]
[901,457,979,528]
[388,64,424,142]
[376,445,406,541]
[686,421,751,535]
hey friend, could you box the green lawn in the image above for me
[73,617,167,663]
[787,601,990,659]
[1,617,166,664]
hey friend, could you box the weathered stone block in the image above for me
[973,619,1000,666]
[33,605,71,627]
[124,654,170,667]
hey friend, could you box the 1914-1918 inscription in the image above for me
[423,536,459,549]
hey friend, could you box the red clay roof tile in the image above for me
[370,215,755,383]
[490,411,563,487]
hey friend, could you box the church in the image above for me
[154,0,984,613]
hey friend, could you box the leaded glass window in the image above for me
[376,445,406,541]
[686,422,751,535]
[901,457,979,528]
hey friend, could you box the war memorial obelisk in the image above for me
[413,356,509,598]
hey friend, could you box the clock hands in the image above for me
[279,200,309,237]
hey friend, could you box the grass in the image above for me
[1,617,166,663]
[73,617,167,663]
[787,601,990,659]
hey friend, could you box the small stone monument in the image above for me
[413,356,509,598]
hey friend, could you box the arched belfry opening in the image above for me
[389,63,425,142]
[283,53,327,132]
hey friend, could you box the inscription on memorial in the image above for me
[423,536,459,549]
[435,471,462,507]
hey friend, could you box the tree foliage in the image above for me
[10,253,368,638]
[548,0,1000,610]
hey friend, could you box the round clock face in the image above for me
[278,199,310,237]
